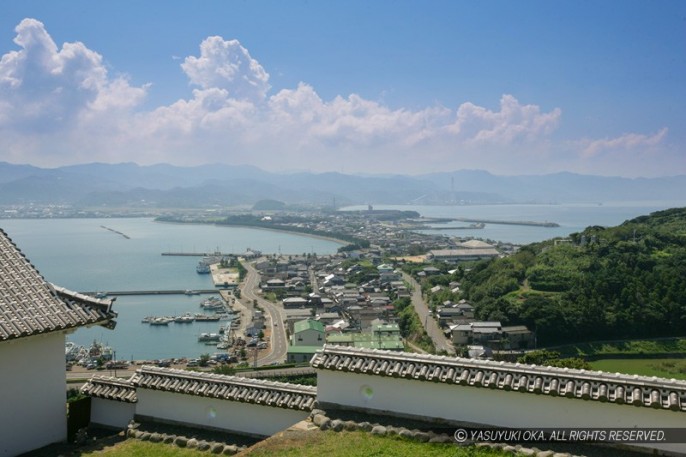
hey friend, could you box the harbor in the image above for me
[67,254,269,369]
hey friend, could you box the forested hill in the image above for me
[461,207,686,346]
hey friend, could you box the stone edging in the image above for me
[307,409,585,457]
[125,421,247,455]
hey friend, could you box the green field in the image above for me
[589,358,686,380]
[79,431,515,457]
[555,338,686,357]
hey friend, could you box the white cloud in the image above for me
[181,36,270,102]
[581,128,668,157]
[3,18,675,177]
[449,95,561,145]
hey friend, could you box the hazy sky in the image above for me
[0,1,684,177]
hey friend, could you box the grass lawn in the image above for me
[554,338,686,357]
[78,431,515,457]
[243,430,510,457]
[589,358,686,380]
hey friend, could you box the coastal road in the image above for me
[240,260,288,366]
[402,272,455,355]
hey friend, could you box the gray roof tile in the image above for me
[0,229,117,341]
[81,376,137,403]
[130,365,317,411]
[311,346,686,412]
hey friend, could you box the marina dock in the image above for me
[162,252,233,257]
[83,289,221,297]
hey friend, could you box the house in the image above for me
[287,319,325,363]
[0,229,117,457]
[282,297,308,309]
[326,323,404,351]
[502,325,535,349]
[428,241,499,263]
[291,319,325,346]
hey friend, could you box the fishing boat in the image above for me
[174,313,195,323]
[198,332,221,342]
[194,313,221,321]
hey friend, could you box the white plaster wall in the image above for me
[136,389,309,436]
[295,329,323,346]
[0,333,67,457]
[90,398,136,429]
[317,370,686,455]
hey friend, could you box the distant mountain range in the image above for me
[1,161,685,208]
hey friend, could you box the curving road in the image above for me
[402,272,455,355]
[240,260,288,366]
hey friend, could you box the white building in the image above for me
[312,346,686,456]
[83,366,316,437]
[0,229,117,457]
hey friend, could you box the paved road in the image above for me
[402,272,455,355]
[240,260,288,366]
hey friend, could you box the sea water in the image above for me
[342,201,686,244]
[2,202,685,360]
[0,217,343,360]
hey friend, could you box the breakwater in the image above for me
[101,225,130,239]
[83,289,221,297]
[453,217,560,227]
[162,252,232,257]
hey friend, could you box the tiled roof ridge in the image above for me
[311,346,686,412]
[80,375,137,403]
[129,365,316,411]
[133,365,317,395]
[313,345,686,389]
[51,284,116,315]
[1,229,117,340]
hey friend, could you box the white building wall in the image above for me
[294,329,323,347]
[317,370,686,455]
[90,398,136,429]
[0,333,67,457]
[136,389,309,437]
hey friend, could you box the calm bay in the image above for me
[2,201,685,360]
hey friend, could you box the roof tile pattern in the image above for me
[130,366,317,411]
[0,229,117,341]
[81,376,137,403]
[311,346,686,412]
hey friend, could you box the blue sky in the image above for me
[0,0,684,177]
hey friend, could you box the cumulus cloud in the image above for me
[9,18,673,176]
[181,36,270,102]
[0,18,147,163]
[581,128,668,157]
[448,95,561,145]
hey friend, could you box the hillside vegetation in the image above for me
[461,207,686,346]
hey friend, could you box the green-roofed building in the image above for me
[292,319,325,346]
[287,319,325,363]
[286,345,323,364]
[326,323,404,351]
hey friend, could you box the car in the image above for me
[186,359,199,367]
